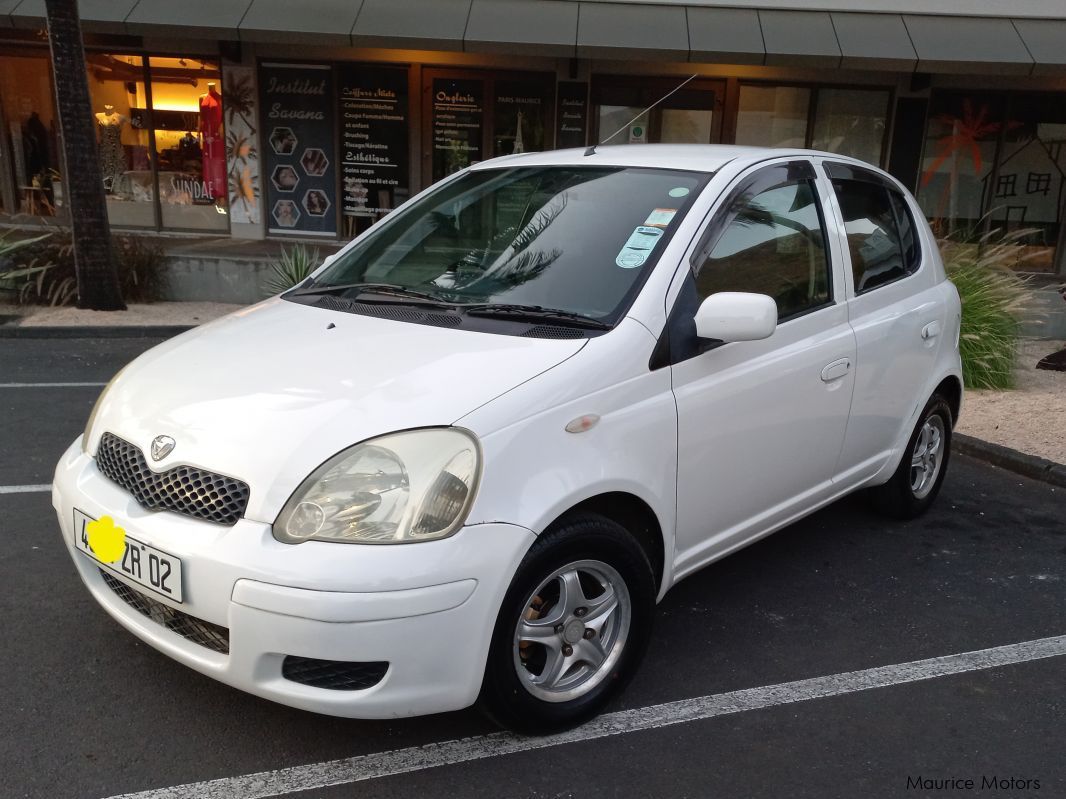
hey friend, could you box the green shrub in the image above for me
[263,244,319,296]
[941,230,1033,390]
[0,228,166,306]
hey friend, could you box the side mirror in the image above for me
[320,254,335,268]
[693,292,778,342]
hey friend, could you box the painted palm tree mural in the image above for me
[223,67,261,225]
[919,99,1019,233]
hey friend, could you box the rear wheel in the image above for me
[478,513,655,733]
[869,394,953,519]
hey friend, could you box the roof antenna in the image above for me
[584,73,699,156]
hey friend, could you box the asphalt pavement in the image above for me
[1,337,1063,799]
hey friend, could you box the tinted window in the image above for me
[695,180,831,320]
[832,178,917,293]
[889,189,921,274]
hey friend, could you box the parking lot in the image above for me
[2,335,1063,799]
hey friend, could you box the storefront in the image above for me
[1,0,1066,276]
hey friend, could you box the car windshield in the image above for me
[291,165,709,323]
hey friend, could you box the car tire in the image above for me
[868,393,953,519]
[478,513,656,733]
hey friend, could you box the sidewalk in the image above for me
[956,338,1066,464]
[13,301,245,327]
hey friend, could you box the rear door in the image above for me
[668,160,856,575]
[821,161,943,482]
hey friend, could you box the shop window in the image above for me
[811,89,888,166]
[917,91,1064,272]
[737,85,889,166]
[736,86,810,149]
[0,51,65,220]
[148,57,228,231]
[426,70,554,185]
[591,79,722,146]
[493,79,551,156]
[86,54,154,227]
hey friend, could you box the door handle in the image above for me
[820,358,851,382]
[922,321,941,340]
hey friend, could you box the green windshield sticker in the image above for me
[616,226,664,269]
[668,187,690,198]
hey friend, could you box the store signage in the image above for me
[556,82,588,149]
[338,65,409,225]
[432,78,483,182]
[259,62,337,237]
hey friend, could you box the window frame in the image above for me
[823,160,924,297]
[690,159,836,325]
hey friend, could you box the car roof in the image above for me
[469,144,847,175]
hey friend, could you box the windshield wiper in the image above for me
[290,282,455,307]
[463,304,611,330]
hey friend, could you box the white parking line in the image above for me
[0,382,106,388]
[0,484,51,494]
[103,633,1066,799]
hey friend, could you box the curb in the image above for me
[955,433,1066,489]
[0,325,193,339]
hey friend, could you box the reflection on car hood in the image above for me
[89,299,585,521]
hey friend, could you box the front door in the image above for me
[669,161,856,576]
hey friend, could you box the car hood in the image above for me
[88,298,585,521]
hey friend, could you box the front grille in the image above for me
[99,569,230,654]
[281,656,388,690]
[95,432,250,526]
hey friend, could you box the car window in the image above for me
[831,177,917,293]
[695,179,831,320]
[889,189,921,274]
[297,165,708,323]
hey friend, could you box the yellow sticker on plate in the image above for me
[86,515,127,563]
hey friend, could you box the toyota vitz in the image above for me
[55,145,962,732]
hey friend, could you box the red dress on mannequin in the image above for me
[199,85,226,201]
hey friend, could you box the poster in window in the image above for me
[493,79,550,157]
[259,62,336,237]
[556,82,588,149]
[338,64,409,236]
[432,78,483,182]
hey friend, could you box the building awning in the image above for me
[577,2,688,61]
[124,0,249,39]
[465,0,578,57]
[4,1,1066,76]
[902,14,1033,75]
[760,10,841,68]
[239,0,362,47]
[686,7,763,66]
[7,0,137,33]
[1012,19,1066,76]
[831,12,917,72]
[351,0,469,51]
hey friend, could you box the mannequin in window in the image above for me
[95,104,128,191]
[199,82,226,201]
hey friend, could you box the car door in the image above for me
[820,162,943,482]
[666,160,856,576]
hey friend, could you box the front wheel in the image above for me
[478,513,656,733]
[869,394,953,519]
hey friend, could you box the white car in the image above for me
[54,145,962,732]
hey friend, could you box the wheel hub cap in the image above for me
[513,559,632,703]
[910,415,945,500]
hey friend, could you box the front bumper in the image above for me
[53,437,535,719]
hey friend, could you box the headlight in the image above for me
[274,428,481,545]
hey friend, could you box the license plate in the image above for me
[74,509,184,603]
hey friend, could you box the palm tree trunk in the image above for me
[44,0,125,310]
